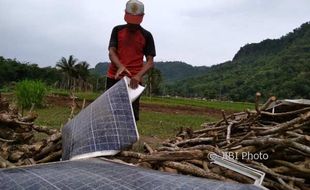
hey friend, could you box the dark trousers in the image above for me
[106,77,140,121]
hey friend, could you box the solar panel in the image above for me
[0,158,261,190]
[62,77,143,160]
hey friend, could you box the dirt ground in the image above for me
[140,103,227,118]
[3,93,227,118]
[45,95,227,118]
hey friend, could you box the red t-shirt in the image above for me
[107,24,156,79]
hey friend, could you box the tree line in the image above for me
[0,56,60,88]
[0,55,163,96]
[0,55,101,92]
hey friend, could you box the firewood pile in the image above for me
[115,94,310,190]
[1,93,309,190]
[0,96,62,168]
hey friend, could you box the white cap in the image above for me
[124,0,144,24]
[125,0,144,15]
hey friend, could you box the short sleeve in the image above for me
[144,31,156,57]
[108,26,118,49]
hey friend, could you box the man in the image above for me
[106,0,156,121]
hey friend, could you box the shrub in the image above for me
[15,80,47,109]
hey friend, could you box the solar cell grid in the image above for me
[0,158,261,190]
[62,77,139,160]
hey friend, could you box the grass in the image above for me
[49,88,102,101]
[141,96,254,112]
[34,106,72,129]
[138,111,217,139]
[32,105,217,139]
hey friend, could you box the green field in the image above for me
[138,111,215,139]
[49,88,101,101]
[49,90,254,112]
[3,91,253,139]
[33,106,213,139]
[141,96,254,112]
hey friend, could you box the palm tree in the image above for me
[75,61,90,91]
[56,55,78,89]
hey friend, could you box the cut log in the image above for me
[8,151,24,162]
[257,111,310,136]
[36,150,62,164]
[210,166,253,184]
[31,125,58,135]
[143,142,154,154]
[241,138,310,155]
[46,132,62,143]
[34,142,62,161]
[163,161,234,182]
[20,112,38,122]
[174,137,214,147]
[0,155,15,168]
[120,150,208,162]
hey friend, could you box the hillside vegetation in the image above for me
[92,61,208,84]
[1,22,309,102]
[166,22,310,101]
[0,57,60,87]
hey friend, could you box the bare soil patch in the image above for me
[140,103,228,118]
[44,95,229,118]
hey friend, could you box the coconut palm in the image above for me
[56,55,78,89]
[75,61,90,91]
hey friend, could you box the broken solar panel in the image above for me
[62,77,144,160]
[0,158,261,190]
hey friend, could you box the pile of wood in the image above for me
[1,93,309,189]
[116,94,310,190]
[0,96,62,168]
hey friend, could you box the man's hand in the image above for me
[130,75,142,89]
[115,65,132,79]
[128,56,153,89]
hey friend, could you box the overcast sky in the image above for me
[0,0,310,68]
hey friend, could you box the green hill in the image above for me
[166,22,310,101]
[92,61,208,84]
[90,62,109,76]
[153,61,208,84]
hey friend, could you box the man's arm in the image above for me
[109,47,132,79]
[130,55,154,89]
